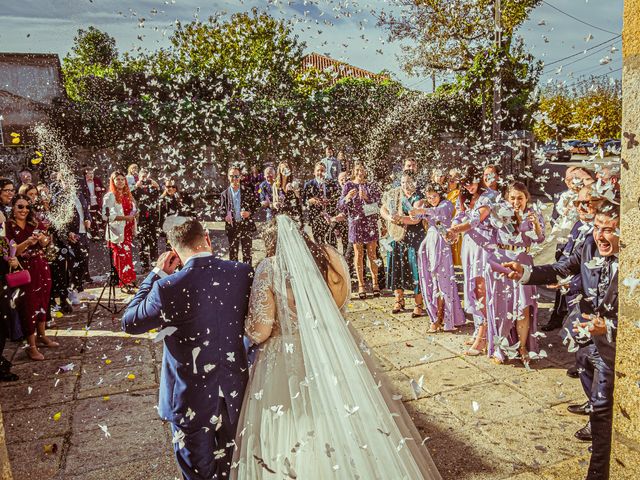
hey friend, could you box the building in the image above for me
[0,53,65,146]
[301,52,389,84]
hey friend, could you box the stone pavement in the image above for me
[0,283,591,480]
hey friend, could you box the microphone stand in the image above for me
[87,206,122,327]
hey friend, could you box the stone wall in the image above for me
[0,407,12,480]
[611,0,640,477]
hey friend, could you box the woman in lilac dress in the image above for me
[411,184,465,332]
[446,166,494,356]
[486,182,545,365]
[339,162,381,298]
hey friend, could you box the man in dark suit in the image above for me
[66,189,92,296]
[79,166,106,240]
[505,203,619,480]
[220,166,257,265]
[302,162,341,246]
[132,168,161,271]
[121,219,253,480]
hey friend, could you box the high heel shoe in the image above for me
[464,338,487,356]
[357,287,367,300]
[392,297,405,314]
[372,286,381,298]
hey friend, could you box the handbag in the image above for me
[5,262,31,288]
[362,202,379,217]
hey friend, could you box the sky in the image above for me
[0,0,624,91]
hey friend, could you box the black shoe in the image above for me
[588,446,592,453]
[0,357,12,372]
[566,366,579,378]
[574,421,592,442]
[567,401,590,415]
[541,321,562,332]
[0,371,19,382]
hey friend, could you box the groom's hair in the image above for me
[167,218,206,250]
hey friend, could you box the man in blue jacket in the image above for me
[121,218,253,480]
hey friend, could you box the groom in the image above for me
[121,218,253,480]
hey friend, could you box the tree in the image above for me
[376,0,541,76]
[532,85,575,143]
[572,77,622,145]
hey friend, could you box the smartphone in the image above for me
[33,229,41,235]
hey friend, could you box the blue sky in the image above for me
[0,0,623,91]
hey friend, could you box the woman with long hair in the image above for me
[446,169,463,266]
[102,171,137,293]
[446,165,494,355]
[339,161,381,298]
[486,182,545,365]
[272,161,302,222]
[5,194,58,361]
[0,178,15,218]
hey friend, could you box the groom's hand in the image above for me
[156,251,181,275]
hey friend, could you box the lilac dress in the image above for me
[338,181,381,244]
[417,200,466,330]
[486,207,546,361]
[455,192,495,328]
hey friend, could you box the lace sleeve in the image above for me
[245,258,276,345]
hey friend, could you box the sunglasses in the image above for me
[2,188,15,193]
[166,186,177,190]
[229,175,241,179]
[15,204,30,210]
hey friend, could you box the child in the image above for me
[487,182,545,365]
[411,184,465,332]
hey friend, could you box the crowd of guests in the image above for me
[219,149,620,480]
[0,148,622,479]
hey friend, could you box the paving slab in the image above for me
[77,361,158,400]
[3,404,72,443]
[376,338,457,370]
[504,367,585,408]
[6,435,65,480]
[65,455,181,480]
[0,376,76,411]
[402,357,494,396]
[358,319,421,347]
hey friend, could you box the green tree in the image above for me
[532,85,575,143]
[377,0,541,76]
[572,77,622,145]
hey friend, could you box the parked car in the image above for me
[569,141,596,155]
[604,139,621,155]
[542,142,572,162]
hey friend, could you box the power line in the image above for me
[544,41,621,72]
[542,34,621,68]
[561,67,622,89]
[542,1,619,35]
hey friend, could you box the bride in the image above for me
[231,215,441,479]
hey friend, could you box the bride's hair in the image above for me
[262,216,329,279]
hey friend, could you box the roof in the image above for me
[301,52,389,83]
[0,52,65,104]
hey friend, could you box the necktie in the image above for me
[597,257,612,306]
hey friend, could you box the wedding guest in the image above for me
[544,166,580,331]
[102,171,137,294]
[504,203,619,480]
[272,161,302,222]
[67,189,92,297]
[446,168,463,266]
[0,179,15,217]
[595,163,620,193]
[5,195,58,361]
[393,158,423,189]
[258,166,276,220]
[36,183,51,213]
[483,164,502,198]
[411,183,465,331]
[80,166,106,239]
[339,162,381,298]
[447,165,494,356]
[430,169,446,188]
[243,165,264,197]
[328,171,351,255]
[320,146,341,181]
[337,151,350,174]
[303,162,341,246]
[18,169,33,188]
[133,168,161,271]
[126,163,139,191]
[220,167,258,265]
[159,179,191,233]
[380,171,425,317]
[486,182,545,365]
[0,211,19,381]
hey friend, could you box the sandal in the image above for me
[491,356,504,365]
[519,347,531,366]
[464,338,487,356]
[26,346,45,361]
[357,287,367,300]
[372,286,381,298]
[412,307,427,318]
[427,323,441,334]
[392,297,405,314]
[37,336,60,348]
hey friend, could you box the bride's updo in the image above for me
[262,216,329,279]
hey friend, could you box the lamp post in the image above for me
[0,115,4,147]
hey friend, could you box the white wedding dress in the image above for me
[231,215,441,479]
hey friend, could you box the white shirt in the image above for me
[86,180,97,206]
[153,252,213,278]
[74,195,86,234]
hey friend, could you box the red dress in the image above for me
[5,220,52,335]
[109,195,136,286]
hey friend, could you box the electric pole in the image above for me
[492,0,503,143]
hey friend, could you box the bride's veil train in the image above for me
[232,215,441,479]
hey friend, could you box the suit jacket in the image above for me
[121,255,254,427]
[80,177,106,209]
[220,185,257,233]
[526,235,618,369]
[67,191,91,236]
[302,178,341,218]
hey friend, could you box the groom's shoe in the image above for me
[567,401,590,415]
[574,421,592,442]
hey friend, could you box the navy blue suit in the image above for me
[122,255,254,480]
[526,236,617,480]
